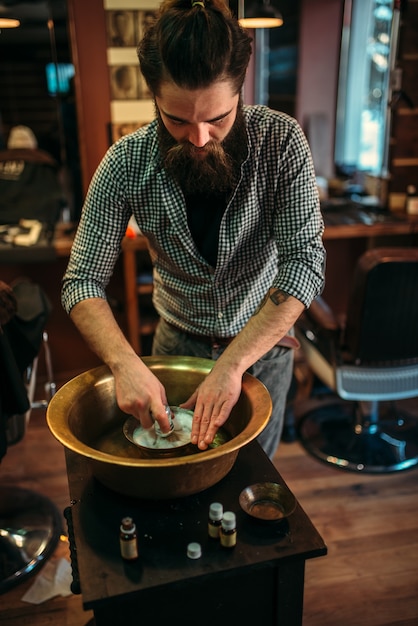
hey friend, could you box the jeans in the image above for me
[152,318,294,459]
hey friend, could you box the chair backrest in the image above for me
[0,148,64,229]
[344,247,418,364]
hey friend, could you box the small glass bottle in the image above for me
[208,502,223,539]
[405,185,418,215]
[119,516,138,561]
[220,511,237,548]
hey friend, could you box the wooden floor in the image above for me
[276,397,418,626]
[1,387,417,625]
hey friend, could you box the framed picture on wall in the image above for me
[106,10,136,47]
[110,65,139,100]
[136,9,158,41]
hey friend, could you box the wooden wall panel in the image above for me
[390,111,418,159]
[67,0,111,196]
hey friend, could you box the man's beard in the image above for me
[157,103,248,195]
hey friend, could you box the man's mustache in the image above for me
[165,139,224,160]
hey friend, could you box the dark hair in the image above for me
[137,0,252,96]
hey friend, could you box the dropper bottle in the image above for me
[208,502,223,538]
[119,516,139,561]
[220,511,237,548]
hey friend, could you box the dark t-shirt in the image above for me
[185,191,228,267]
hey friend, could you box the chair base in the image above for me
[0,486,62,594]
[297,400,418,473]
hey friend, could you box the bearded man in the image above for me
[62,0,325,459]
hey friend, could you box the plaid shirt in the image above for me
[62,105,325,338]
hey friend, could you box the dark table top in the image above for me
[65,441,327,610]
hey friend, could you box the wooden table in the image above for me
[0,222,75,262]
[64,441,327,626]
[322,212,418,240]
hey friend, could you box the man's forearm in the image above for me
[69,297,139,370]
[69,297,170,431]
[215,288,305,376]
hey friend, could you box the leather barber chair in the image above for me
[295,247,418,473]
[0,279,61,593]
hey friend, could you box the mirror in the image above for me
[0,0,82,220]
[334,0,400,179]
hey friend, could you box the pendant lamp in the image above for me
[0,18,20,29]
[238,0,283,29]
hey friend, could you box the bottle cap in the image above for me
[120,517,136,533]
[221,511,236,531]
[209,502,223,521]
[187,542,202,559]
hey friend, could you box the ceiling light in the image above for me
[239,0,283,29]
[0,17,20,29]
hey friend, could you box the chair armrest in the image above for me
[306,296,339,331]
[296,296,342,369]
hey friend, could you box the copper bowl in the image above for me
[239,482,296,522]
[46,356,272,499]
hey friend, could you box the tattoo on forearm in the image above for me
[269,289,290,306]
[253,289,290,316]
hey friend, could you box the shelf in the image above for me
[136,284,153,296]
[122,236,159,354]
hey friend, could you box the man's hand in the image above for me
[181,364,243,450]
[112,353,173,434]
[70,299,173,435]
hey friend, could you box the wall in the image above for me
[68,0,164,195]
[268,1,301,117]
[67,0,111,195]
[296,0,344,179]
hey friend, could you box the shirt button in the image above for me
[218,312,223,319]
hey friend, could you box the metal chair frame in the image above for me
[296,247,418,473]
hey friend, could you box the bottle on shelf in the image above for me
[405,185,418,216]
[119,516,139,561]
